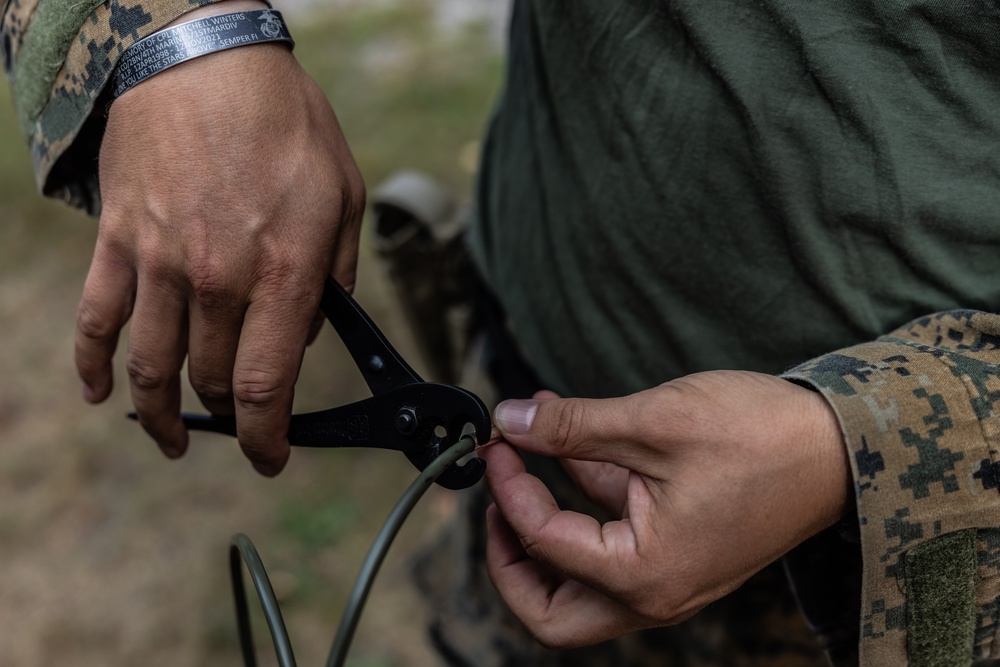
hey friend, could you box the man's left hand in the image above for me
[480,370,852,648]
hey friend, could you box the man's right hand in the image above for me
[76,16,365,475]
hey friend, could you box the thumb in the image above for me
[493,394,640,464]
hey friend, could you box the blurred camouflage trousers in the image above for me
[415,463,851,667]
[374,172,861,667]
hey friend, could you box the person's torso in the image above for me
[473,0,1000,397]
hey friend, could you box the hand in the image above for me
[480,371,851,648]
[75,1,365,474]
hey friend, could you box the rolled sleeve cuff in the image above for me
[784,311,1000,666]
[4,0,225,214]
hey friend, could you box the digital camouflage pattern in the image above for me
[1,0,41,72]
[414,453,832,667]
[2,0,221,214]
[786,311,1000,665]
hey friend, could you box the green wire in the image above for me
[231,535,297,667]
[325,434,478,667]
[230,434,480,667]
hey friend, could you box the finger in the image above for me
[326,141,364,295]
[485,502,565,598]
[493,394,647,468]
[532,389,560,400]
[187,281,243,416]
[480,441,638,592]
[127,274,188,459]
[531,391,630,514]
[231,279,320,476]
[76,240,136,403]
[330,212,361,294]
[486,504,651,648]
[305,308,325,346]
[560,458,630,516]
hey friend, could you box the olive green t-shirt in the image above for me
[472,0,1000,398]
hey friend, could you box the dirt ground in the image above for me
[0,3,504,665]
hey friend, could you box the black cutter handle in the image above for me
[321,277,423,395]
[163,278,490,489]
[176,383,488,490]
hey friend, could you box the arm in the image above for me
[4,0,365,474]
[4,0,230,211]
[481,372,852,646]
[785,310,1000,665]
[483,310,1000,664]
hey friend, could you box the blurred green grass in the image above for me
[0,3,503,666]
[296,2,503,193]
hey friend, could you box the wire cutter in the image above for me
[176,277,489,490]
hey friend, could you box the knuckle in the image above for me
[190,376,232,403]
[137,251,172,283]
[76,300,117,342]
[256,264,323,312]
[520,532,544,561]
[254,256,298,296]
[188,253,235,311]
[134,234,184,284]
[548,398,587,452]
[233,370,283,408]
[126,355,171,391]
[635,385,694,440]
[95,225,133,264]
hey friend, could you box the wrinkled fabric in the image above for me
[473,1,1000,397]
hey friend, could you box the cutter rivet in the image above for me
[367,355,385,374]
[395,408,418,435]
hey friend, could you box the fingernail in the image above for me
[82,382,97,403]
[494,399,538,436]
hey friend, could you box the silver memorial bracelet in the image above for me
[111,9,294,99]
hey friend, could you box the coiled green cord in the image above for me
[229,434,480,667]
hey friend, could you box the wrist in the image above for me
[801,387,855,524]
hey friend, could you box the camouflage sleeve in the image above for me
[784,311,1000,666]
[1,0,225,215]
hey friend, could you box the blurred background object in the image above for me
[0,1,505,665]
[372,170,472,386]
